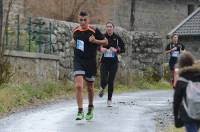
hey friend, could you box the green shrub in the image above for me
[143,67,161,82]
[5,27,38,52]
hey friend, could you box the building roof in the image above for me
[168,7,200,36]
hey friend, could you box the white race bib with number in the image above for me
[104,49,115,58]
[172,51,179,57]
[76,40,84,52]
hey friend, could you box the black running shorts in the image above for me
[73,58,97,82]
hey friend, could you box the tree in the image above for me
[66,0,87,22]
[0,0,14,56]
[0,0,3,55]
[0,0,14,85]
[24,0,98,22]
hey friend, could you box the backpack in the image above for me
[178,77,200,120]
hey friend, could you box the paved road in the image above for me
[0,90,173,132]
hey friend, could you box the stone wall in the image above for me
[4,50,60,83]
[31,17,163,80]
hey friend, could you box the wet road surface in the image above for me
[0,90,173,132]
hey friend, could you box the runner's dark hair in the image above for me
[106,21,115,28]
[79,11,88,17]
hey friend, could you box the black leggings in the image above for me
[100,61,118,100]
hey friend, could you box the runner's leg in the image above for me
[108,62,118,101]
[100,63,109,89]
[75,75,84,112]
[86,81,94,107]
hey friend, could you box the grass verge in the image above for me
[163,126,184,132]
[0,80,74,115]
[0,77,171,116]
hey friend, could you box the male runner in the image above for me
[72,11,108,120]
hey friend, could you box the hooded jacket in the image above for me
[173,64,200,125]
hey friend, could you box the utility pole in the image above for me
[130,0,135,31]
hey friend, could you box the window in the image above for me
[188,4,195,15]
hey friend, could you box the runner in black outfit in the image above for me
[165,34,185,88]
[72,11,108,120]
[98,22,125,107]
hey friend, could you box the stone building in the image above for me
[168,7,200,59]
[3,0,200,37]
[129,0,200,37]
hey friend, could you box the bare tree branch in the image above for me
[1,0,15,56]
[0,0,14,85]
[67,0,87,22]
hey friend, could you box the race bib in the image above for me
[76,40,84,52]
[171,51,179,57]
[104,49,115,58]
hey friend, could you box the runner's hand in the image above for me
[171,47,177,51]
[89,35,96,43]
[110,47,118,53]
[100,47,107,53]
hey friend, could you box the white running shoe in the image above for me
[107,100,112,107]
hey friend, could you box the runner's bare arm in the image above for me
[69,39,75,48]
[165,47,177,54]
[89,35,108,46]
[165,49,172,54]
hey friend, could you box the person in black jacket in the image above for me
[173,51,200,132]
[98,21,125,107]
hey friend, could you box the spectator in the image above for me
[173,51,200,132]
